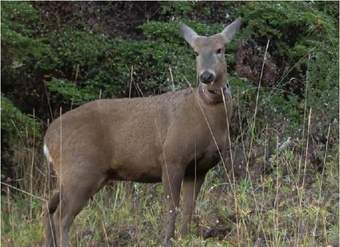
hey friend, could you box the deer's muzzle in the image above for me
[199,70,216,84]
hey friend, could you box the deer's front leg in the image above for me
[162,164,185,247]
[180,174,206,236]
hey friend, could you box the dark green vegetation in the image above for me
[1,2,338,246]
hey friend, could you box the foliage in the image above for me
[141,21,223,43]
[232,2,339,134]
[47,78,99,105]
[159,2,196,17]
[48,29,112,75]
[1,2,52,70]
[1,96,41,146]
[1,96,42,188]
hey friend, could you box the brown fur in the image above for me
[43,19,241,247]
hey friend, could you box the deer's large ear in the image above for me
[180,23,199,47]
[221,18,241,43]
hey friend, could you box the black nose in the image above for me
[200,71,215,84]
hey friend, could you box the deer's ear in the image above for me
[221,18,241,43]
[180,23,199,47]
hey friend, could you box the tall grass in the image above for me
[1,132,338,246]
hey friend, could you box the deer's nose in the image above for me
[200,71,215,84]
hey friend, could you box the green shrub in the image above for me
[48,29,111,76]
[1,2,52,68]
[47,78,99,105]
[235,2,338,132]
[140,21,223,43]
[159,2,196,17]
[1,96,41,146]
[1,96,42,185]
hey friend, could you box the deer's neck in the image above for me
[198,80,229,105]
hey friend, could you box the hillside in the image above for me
[1,2,339,246]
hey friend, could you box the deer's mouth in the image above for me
[202,84,223,96]
[207,89,219,95]
[198,84,230,105]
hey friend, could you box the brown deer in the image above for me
[43,19,241,247]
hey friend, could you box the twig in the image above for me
[129,65,134,98]
[1,182,47,202]
[168,66,175,91]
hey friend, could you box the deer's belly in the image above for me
[185,151,221,176]
[108,154,162,183]
[106,167,162,183]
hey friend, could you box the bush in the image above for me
[1,96,42,187]
[1,96,41,146]
[1,2,53,71]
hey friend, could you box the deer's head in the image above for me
[180,19,241,91]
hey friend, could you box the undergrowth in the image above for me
[1,144,338,246]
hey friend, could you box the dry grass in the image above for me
[1,130,338,247]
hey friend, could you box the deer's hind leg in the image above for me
[52,168,107,247]
[44,191,60,247]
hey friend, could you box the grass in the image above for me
[1,140,338,246]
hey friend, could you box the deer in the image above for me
[43,18,241,247]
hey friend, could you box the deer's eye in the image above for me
[194,51,199,57]
[216,48,223,55]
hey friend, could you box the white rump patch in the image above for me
[43,143,53,163]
